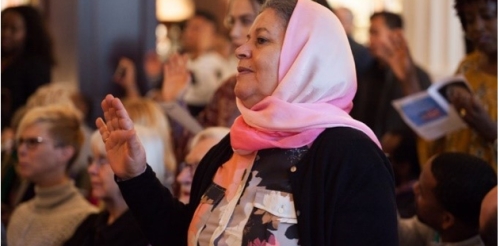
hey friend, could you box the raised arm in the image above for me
[96,94,147,180]
[96,94,191,246]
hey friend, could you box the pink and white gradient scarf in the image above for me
[230,0,380,153]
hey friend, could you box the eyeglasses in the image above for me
[15,137,57,150]
[87,156,109,168]
[179,161,199,174]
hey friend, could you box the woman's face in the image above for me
[234,9,286,108]
[463,1,497,55]
[227,0,259,47]
[1,11,26,54]
[88,147,121,202]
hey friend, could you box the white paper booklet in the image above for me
[392,75,470,141]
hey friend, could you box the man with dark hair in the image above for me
[399,152,497,246]
[350,11,432,160]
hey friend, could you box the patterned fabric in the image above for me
[419,51,497,168]
[197,75,240,128]
[190,147,308,246]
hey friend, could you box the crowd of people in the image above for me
[1,0,497,245]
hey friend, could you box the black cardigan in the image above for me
[118,127,398,246]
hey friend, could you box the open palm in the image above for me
[96,94,147,180]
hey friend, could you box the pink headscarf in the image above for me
[230,0,380,153]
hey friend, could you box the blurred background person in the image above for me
[333,6,373,78]
[161,11,235,117]
[197,0,265,128]
[63,129,153,246]
[7,104,97,246]
[421,0,497,168]
[2,83,93,225]
[351,11,432,156]
[176,126,229,204]
[122,98,176,190]
[1,5,54,131]
[399,153,497,246]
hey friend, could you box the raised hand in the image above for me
[161,52,191,102]
[379,31,421,95]
[96,94,147,180]
[447,86,497,142]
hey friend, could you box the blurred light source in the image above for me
[156,0,195,22]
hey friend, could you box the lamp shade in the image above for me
[156,0,195,22]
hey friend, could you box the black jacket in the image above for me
[118,127,398,246]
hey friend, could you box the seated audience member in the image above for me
[480,186,497,246]
[177,127,230,204]
[421,0,497,168]
[399,153,497,246]
[2,84,93,225]
[350,11,431,157]
[63,130,151,246]
[122,98,176,190]
[6,105,97,246]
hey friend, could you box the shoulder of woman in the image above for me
[317,127,380,149]
[311,127,388,168]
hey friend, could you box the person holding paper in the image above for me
[421,0,497,168]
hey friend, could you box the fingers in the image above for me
[100,94,134,131]
[95,117,110,144]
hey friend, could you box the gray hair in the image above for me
[260,0,298,27]
[189,127,230,151]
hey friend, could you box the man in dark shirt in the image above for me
[351,11,432,154]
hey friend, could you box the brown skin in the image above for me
[1,11,26,68]
[413,158,478,242]
[446,1,498,142]
[369,16,422,96]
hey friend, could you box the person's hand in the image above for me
[447,86,497,142]
[379,31,421,95]
[143,51,163,80]
[96,94,147,180]
[114,58,140,98]
[161,52,190,102]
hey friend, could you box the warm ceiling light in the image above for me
[156,0,195,22]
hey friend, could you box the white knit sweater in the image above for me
[6,181,98,246]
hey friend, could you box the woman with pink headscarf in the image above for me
[96,0,398,245]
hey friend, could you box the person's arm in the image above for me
[161,53,190,102]
[95,95,190,245]
[380,31,425,96]
[325,129,399,245]
[117,165,191,246]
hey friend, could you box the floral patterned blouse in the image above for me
[188,147,308,246]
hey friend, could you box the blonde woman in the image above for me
[122,98,176,190]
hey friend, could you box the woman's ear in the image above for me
[440,211,455,230]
